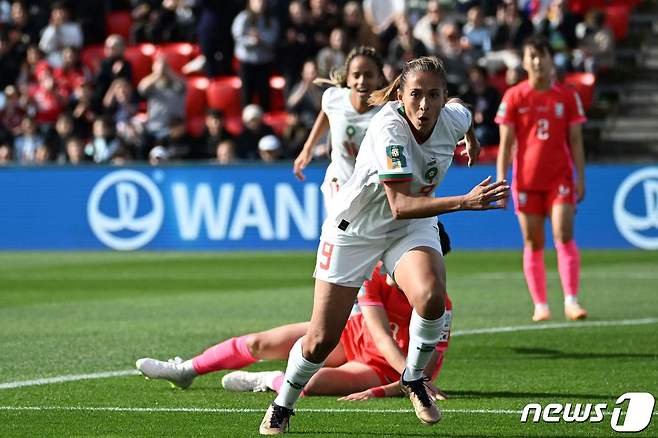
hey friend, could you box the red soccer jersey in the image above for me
[495,80,587,190]
[342,264,452,383]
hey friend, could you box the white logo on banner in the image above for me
[613,167,658,250]
[87,170,164,250]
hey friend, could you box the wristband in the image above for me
[370,386,385,398]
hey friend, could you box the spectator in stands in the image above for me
[94,34,133,108]
[8,1,41,46]
[48,111,77,159]
[573,8,615,73]
[151,116,193,161]
[342,2,380,52]
[413,0,445,55]
[85,116,122,163]
[232,0,279,111]
[308,0,340,52]
[386,16,428,75]
[13,116,44,164]
[38,2,83,68]
[316,28,347,79]
[536,0,578,70]
[63,135,86,164]
[102,77,140,149]
[438,22,475,96]
[463,5,493,57]
[278,1,313,94]
[70,81,98,137]
[286,60,323,129]
[461,65,501,146]
[492,0,535,52]
[132,0,185,44]
[137,56,186,145]
[0,31,22,90]
[236,104,276,160]
[197,109,235,160]
[193,0,241,77]
[1,85,26,136]
[53,46,91,97]
[258,134,282,163]
[16,44,49,90]
[29,67,66,125]
[216,139,236,164]
[0,138,11,164]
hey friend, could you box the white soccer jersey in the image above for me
[327,100,472,240]
[321,87,381,198]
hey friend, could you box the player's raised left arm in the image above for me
[569,123,586,202]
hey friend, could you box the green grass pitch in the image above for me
[0,250,656,437]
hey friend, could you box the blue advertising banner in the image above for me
[0,164,656,250]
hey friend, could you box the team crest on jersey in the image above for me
[559,184,570,196]
[345,125,356,139]
[386,145,407,169]
[425,167,438,182]
[555,103,564,118]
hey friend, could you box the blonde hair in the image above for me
[314,46,385,88]
[369,56,447,106]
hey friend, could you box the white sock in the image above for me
[404,309,445,381]
[273,338,324,409]
[564,295,578,306]
[535,303,550,312]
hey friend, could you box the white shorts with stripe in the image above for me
[313,219,443,287]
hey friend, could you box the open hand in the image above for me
[293,148,313,181]
[463,176,509,210]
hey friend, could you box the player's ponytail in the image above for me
[369,56,448,106]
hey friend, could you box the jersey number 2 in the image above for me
[536,118,549,140]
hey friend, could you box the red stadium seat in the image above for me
[207,76,242,118]
[81,44,105,73]
[156,43,200,75]
[488,72,509,97]
[263,111,289,136]
[187,116,206,137]
[563,72,596,110]
[185,76,209,119]
[225,116,243,136]
[603,4,630,40]
[124,44,155,86]
[269,76,286,111]
[106,11,133,41]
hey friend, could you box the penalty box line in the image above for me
[1,317,657,391]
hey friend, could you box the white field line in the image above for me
[0,406,655,416]
[1,317,657,391]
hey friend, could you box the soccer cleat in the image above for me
[259,402,294,435]
[532,307,551,322]
[400,375,442,425]
[135,357,196,389]
[564,303,588,320]
[222,370,283,393]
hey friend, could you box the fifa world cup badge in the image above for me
[386,145,407,169]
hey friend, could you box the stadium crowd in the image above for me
[0,0,622,166]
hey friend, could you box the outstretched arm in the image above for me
[383,177,509,219]
[293,110,330,181]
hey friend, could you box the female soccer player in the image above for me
[293,46,386,210]
[259,56,509,435]
[495,36,588,322]
[135,224,454,401]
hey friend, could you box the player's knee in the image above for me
[302,369,328,395]
[303,332,339,363]
[524,239,544,251]
[413,283,446,318]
